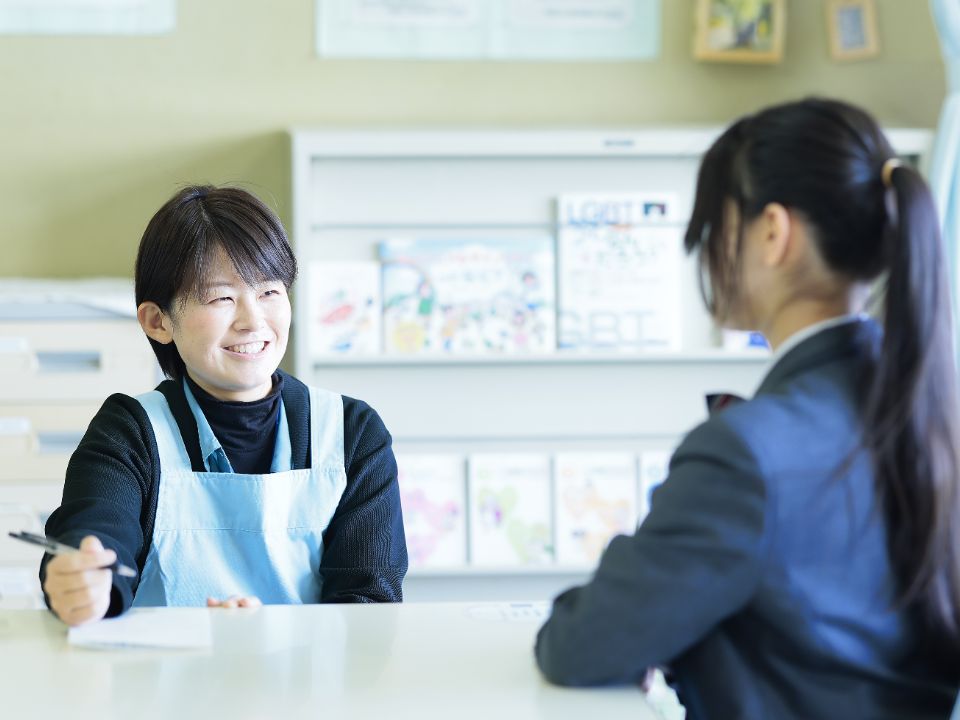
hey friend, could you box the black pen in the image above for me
[8,531,137,578]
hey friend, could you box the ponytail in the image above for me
[866,162,960,648]
[686,98,960,653]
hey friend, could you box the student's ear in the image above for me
[137,302,174,344]
[759,202,792,268]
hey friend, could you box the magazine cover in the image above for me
[553,452,638,566]
[638,448,673,521]
[396,453,467,569]
[467,453,553,566]
[380,237,556,355]
[557,193,682,352]
[307,260,381,356]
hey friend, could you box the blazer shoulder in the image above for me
[678,409,761,469]
[680,395,793,482]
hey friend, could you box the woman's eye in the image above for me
[263,289,282,298]
[210,296,233,304]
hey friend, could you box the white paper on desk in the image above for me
[467,602,550,623]
[68,608,212,650]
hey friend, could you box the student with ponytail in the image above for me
[535,98,960,719]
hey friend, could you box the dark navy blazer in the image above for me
[535,319,959,719]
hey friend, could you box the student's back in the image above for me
[668,320,957,718]
[535,98,960,718]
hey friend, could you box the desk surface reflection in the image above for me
[0,602,660,719]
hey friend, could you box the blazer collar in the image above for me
[755,317,881,396]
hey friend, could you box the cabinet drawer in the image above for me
[0,320,160,402]
[0,482,63,520]
[0,482,63,566]
[0,404,100,482]
[0,505,43,565]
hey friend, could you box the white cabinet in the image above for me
[0,285,161,607]
[289,128,932,601]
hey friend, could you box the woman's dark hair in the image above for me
[685,98,960,651]
[135,185,297,380]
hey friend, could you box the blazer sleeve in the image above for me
[319,398,408,603]
[535,417,771,686]
[40,393,157,618]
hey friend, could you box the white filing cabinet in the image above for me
[0,281,160,607]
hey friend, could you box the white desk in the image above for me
[0,603,661,719]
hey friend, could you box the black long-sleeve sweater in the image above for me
[40,369,407,616]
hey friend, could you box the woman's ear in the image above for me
[760,202,792,268]
[137,302,173,344]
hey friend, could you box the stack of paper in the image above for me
[68,608,213,650]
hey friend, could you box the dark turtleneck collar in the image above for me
[184,372,284,474]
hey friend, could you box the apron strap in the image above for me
[136,390,193,471]
[137,385,343,474]
[307,386,344,473]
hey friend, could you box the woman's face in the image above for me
[166,248,291,402]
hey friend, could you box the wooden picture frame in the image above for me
[827,0,880,61]
[694,0,785,64]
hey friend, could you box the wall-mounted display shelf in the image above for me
[289,127,932,602]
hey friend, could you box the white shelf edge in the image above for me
[307,221,689,232]
[288,127,933,160]
[408,565,593,578]
[290,127,725,158]
[310,350,771,368]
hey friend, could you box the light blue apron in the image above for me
[132,381,347,606]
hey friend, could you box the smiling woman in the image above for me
[39,185,409,626]
[138,246,292,402]
[133,186,297,392]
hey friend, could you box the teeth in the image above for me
[226,341,266,354]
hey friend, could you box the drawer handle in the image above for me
[36,431,83,455]
[35,351,101,374]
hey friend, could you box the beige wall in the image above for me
[1,0,945,278]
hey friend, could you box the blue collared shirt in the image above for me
[181,379,291,474]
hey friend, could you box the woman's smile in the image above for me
[224,340,270,356]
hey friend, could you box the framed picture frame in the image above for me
[693,0,785,64]
[826,0,880,61]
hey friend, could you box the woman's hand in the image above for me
[42,535,114,626]
[206,596,262,609]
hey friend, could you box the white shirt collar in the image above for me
[755,313,868,392]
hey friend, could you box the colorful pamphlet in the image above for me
[553,452,638,565]
[307,261,381,356]
[638,449,673,522]
[380,237,556,355]
[396,453,467,568]
[721,328,771,352]
[467,453,553,565]
[557,193,682,352]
